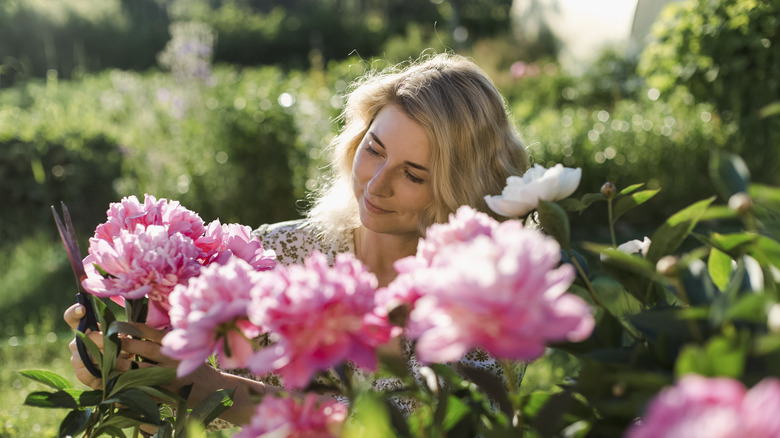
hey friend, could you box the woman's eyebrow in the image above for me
[369,132,429,172]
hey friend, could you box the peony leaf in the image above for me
[679,260,719,306]
[107,320,145,339]
[709,151,750,202]
[188,388,235,427]
[17,370,73,391]
[558,197,588,212]
[725,293,773,323]
[749,183,780,211]
[93,413,143,434]
[619,183,645,196]
[134,385,183,405]
[75,331,103,373]
[103,388,163,426]
[750,235,780,272]
[530,387,574,438]
[109,367,176,397]
[708,247,732,292]
[612,189,661,224]
[59,408,93,438]
[537,200,571,251]
[454,363,513,419]
[24,390,78,409]
[646,197,715,264]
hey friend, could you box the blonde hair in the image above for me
[307,53,529,239]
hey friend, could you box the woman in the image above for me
[63,52,530,427]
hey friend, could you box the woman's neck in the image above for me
[354,226,419,288]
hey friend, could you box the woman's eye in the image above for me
[365,140,382,157]
[405,170,424,184]
[366,145,381,156]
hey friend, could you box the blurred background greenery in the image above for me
[1,0,778,435]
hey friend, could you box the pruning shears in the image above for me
[52,202,102,378]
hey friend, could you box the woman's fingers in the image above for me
[63,303,86,331]
[121,337,178,367]
[68,336,103,390]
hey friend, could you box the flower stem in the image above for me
[607,198,616,248]
[567,250,641,341]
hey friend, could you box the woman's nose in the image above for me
[366,165,392,197]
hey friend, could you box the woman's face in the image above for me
[352,104,433,238]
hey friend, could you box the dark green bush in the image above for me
[639,0,780,184]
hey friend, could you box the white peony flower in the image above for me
[617,237,652,257]
[484,164,582,217]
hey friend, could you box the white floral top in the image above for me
[210,219,511,429]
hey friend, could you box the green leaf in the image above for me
[24,390,79,409]
[188,388,235,426]
[558,198,587,212]
[708,247,732,292]
[75,331,103,373]
[93,414,138,435]
[646,197,716,264]
[619,183,645,196]
[708,232,757,253]
[679,259,718,306]
[453,363,513,418]
[751,235,780,271]
[759,101,780,119]
[531,387,573,438]
[109,367,177,397]
[103,388,163,426]
[107,320,146,339]
[709,151,750,202]
[699,205,738,222]
[135,385,184,405]
[18,370,73,391]
[725,293,772,323]
[612,189,661,224]
[59,408,93,438]
[441,395,470,432]
[588,244,664,306]
[581,192,607,206]
[537,200,571,251]
[749,183,780,211]
[77,390,104,407]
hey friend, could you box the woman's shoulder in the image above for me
[253,219,354,266]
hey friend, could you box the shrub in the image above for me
[639,0,780,184]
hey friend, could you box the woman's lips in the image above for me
[364,197,392,214]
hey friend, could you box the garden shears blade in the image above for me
[52,202,101,378]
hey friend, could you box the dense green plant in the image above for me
[639,0,780,184]
[0,0,170,86]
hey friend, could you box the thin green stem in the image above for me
[607,198,616,248]
[568,251,641,341]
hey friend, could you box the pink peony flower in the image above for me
[246,251,399,389]
[376,206,499,313]
[93,194,205,243]
[235,394,347,438]
[627,375,780,438]
[161,258,263,377]
[415,205,498,264]
[195,220,276,270]
[393,207,593,363]
[82,224,202,328]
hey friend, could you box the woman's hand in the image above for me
[63,303,177,390]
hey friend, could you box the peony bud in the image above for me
[601,182,616,199]
[656,255,679,276]
[728,192,753,214]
